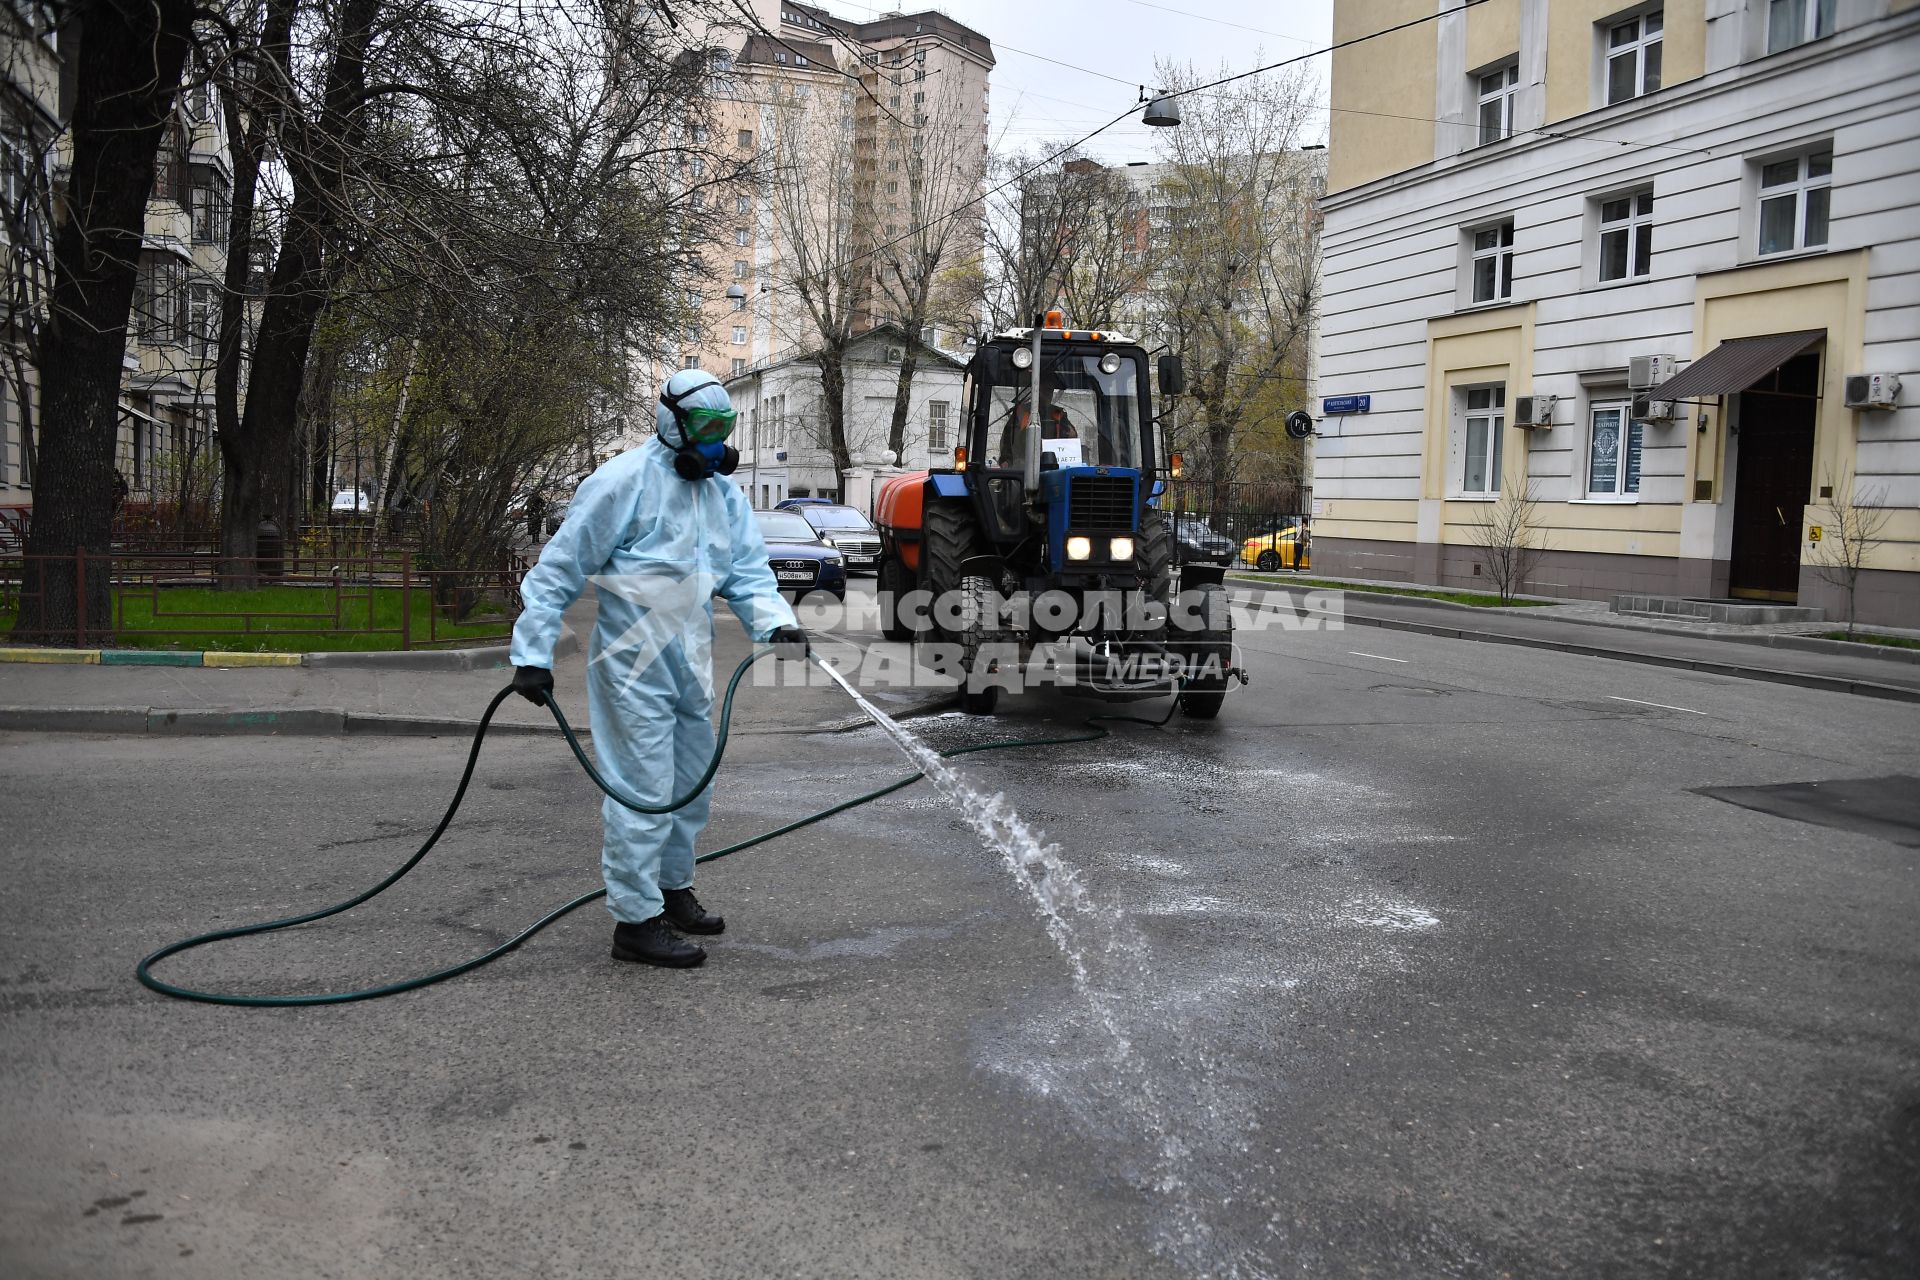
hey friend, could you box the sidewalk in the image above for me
[1231,578,1920,701]
[0,598,953,736]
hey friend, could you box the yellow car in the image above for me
[1240,525,1309,571]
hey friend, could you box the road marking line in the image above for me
[1349,651,1408,663]
[1607,695,1706,715]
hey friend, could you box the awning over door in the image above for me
[1655,329,1824,401]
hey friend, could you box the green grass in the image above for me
[1819,630,1920,650]
[1,584,512,652]
[1228,572,1552,609]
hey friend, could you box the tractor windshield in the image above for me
[985,350,1146,470]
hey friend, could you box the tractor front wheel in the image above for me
[1178,579,1232,720]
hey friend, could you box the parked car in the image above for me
[1170,513,1235,567]
[754,508,847,601]
[783,502,881,574]
[775,497,833,508]
[1241,524,1310,572]
[330,488,372,515]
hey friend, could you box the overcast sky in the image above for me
[833,0,1338,161]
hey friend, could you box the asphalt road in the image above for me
[3,590,1918,1278]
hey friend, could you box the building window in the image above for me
[1469,221,1514,304]
[737,129,753,148]
[735,226,750,246]
[731,325,747,345]
[1605,10,1662,104]
[1476,63,1518,146]
[1767,0,1834,53]
[189,167,227,244]
[187,282,217,360]
[731,294,746,312]
[689,156,705,178]
[1757,148,1831,255]
[734,259,749,278]
[928,399,949,450]
[731,358,747,375]
[683,323,698,341]
[736,194,751,215]
[1598,190,1653,281]
[1461,386,1505,495]
[1585,401,1642,497]
[682,355,700,370]
[132,253,186,343]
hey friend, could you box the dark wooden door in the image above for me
[1730,353,1819,601]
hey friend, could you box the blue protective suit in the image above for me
[510,373,795,923]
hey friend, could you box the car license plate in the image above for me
[847,555,875,565]
[776,570,812,583]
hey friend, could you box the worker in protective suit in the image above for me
[509,368,809,969]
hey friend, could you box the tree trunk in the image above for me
[885,346,920,463]
[13,0,196,644]
[817,353,852,479]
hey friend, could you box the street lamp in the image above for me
[1142,92,1181,128]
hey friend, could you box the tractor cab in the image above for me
[962,321,1156,579]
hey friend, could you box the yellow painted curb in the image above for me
[203,651,304,667]
[0,647,101,664]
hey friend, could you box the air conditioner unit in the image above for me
[1513,394,1556,428]
[1628,354,1677,391]
[1632,394,1677,423]
[1842,373,1902,410]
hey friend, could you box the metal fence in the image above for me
[1157,481,1312,573]
[0,551,526,650]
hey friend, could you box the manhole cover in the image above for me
[1695,775,1920,847]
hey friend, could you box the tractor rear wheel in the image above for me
[878,554,912,643]
[923,500,1002,715]
[1137,510,1173,627]
[1177,579,1231,720]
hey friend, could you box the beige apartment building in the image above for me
[668,1,992,383]
[1314,0,1920,626]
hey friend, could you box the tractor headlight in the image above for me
[1099,351,1123,375]
[1012,346,1034,369]
[1065,535,1092,561]
[1109,536,1134,561]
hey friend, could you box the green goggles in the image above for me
[681,406,737,444]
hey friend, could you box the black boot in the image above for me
[661,887,725,935]
[611,916,705,968]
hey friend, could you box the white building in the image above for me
[1315,0,1920,626]
[723,323,965,511]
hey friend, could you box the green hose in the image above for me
[136,649,1179,1006]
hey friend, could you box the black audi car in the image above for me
[753,508,848,601]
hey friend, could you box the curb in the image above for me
[0,626,576,672]
[1226,577,1920,666]
[1230,589,1920,704]
[0,704,573,737]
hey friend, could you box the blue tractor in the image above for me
[873,313,1238,717]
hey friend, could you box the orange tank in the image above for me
[873,470,930,573]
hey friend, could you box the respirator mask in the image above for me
[659,382,740,481]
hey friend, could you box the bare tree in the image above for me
[767,75,860,477]
[1808,466,1893,638]
[868,72,983,462]
[1464,482,1546,605]
[1147,60,1320,509]
[14,0,197,642]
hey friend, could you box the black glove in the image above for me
[769,625,810,662]
[512,665,554,705]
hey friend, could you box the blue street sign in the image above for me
[1322,394,1371,415]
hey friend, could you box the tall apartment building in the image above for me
[1314,0,1919,626]
[2,8,232,531]
[659,4,990,424]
